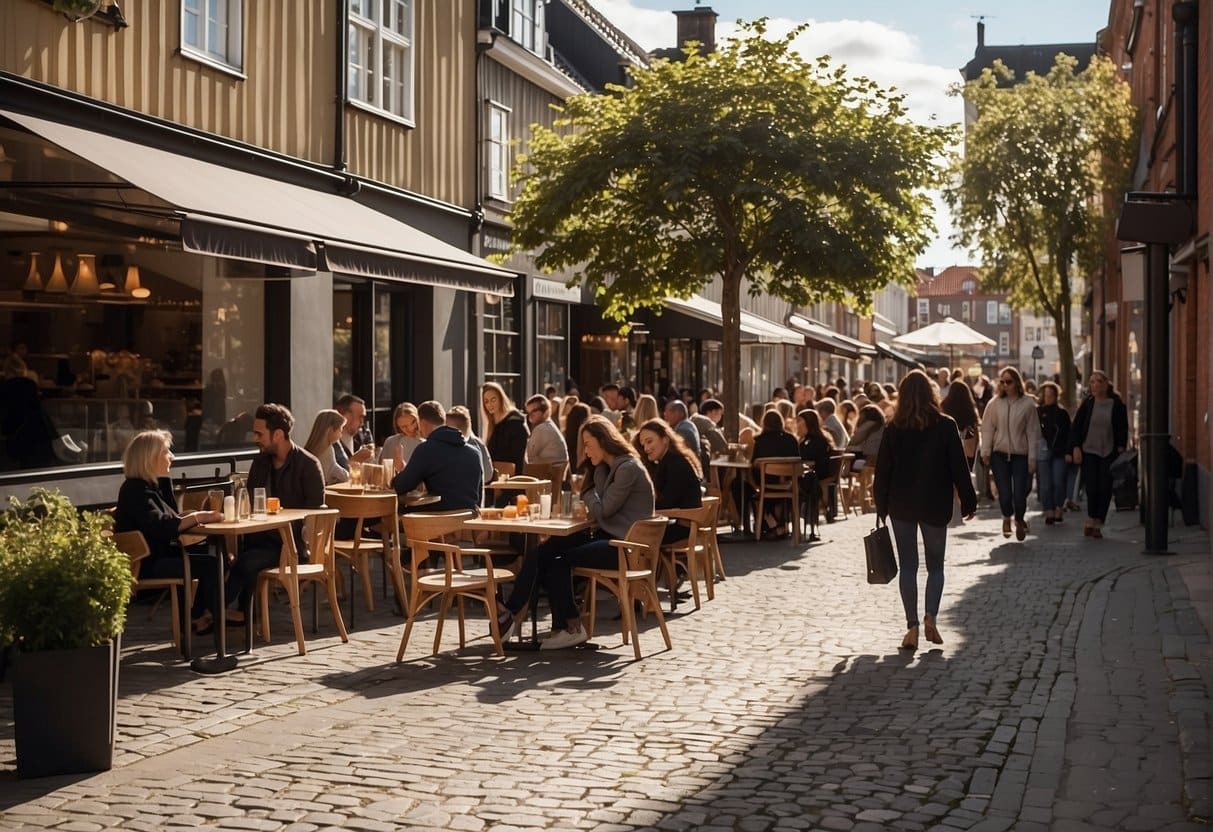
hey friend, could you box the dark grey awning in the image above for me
[875,341,923,369]
[2,109,517,296]
[787,315,877,359]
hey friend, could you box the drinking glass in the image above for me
[559,491,573,517]
[252,487,267,518]
[382,461,395,489]
[539,492,552,519]
[361,461,381,489]
[206,489,224,512]
[350,463,362,486]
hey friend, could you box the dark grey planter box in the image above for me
[12,636,120,778]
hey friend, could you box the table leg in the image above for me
[504,536,543,653]
[190,540,238,674]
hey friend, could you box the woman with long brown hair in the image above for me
[481,382,529,476]
[495,415,655,650]
[980,366,1040,541]
[941,381,981,470]
[636,417,702,544]
[1069,370,1128,539]
[874,370,977,651]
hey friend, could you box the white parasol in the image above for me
[892,317,996,365]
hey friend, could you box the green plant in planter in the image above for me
[51,0,103,21]
[0,488,131,652]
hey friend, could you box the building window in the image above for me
[961,301,970,321]
[962,279,976,294]
[987,300,998,324]
[484,295,521,404]
[511,0,545,54]
[999,303,1012,324]
[535,301,567,389]
[487,104,510,200]
[936,302,950,317]
[917,299,929,324]
[182,0,243,69]
[1025,327,1034,342]
[999,332,1010,355]
[349,0,415,122]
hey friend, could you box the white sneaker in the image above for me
[540,627,588,650]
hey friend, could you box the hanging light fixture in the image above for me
[123,264,142,294]
[23,252,42,291]
[44,253,69,293]
[70,253,100,295]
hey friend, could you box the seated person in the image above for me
[379,402,425,468]
[749,409,800,538]
[495,415,655,650]
[390,400,482,512]
[690,398,729,457]
[446,405,493,488]
[636,417,703,544]
[114,430,224,635]
[303,408,349,486]
[226,403,326,617]
[796,408,834,541]
[845,404,886,470]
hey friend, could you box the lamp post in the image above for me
[1031,345,1043,382]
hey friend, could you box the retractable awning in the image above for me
[1,109,517,296]
[664,295,803,346]
[787,315,877,359]
[875,341,923,369]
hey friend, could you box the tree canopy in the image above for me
[510,21,952,437]
[946,54,1135,405]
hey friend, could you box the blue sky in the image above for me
[591,0,1112,267]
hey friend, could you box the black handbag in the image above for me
[864,518,897,584]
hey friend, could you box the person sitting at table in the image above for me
[226,403,326,620]
[333,393,375,472]
[749,409,800,539]
[390,400,482,512]
[495,415,655,650]
[796,408,834,542]
[636,418,702,544]
[481,382,529,478]
[303,409,349,486]
[690,398,729,457]
[524,394,569,466]
[845,404,887,471]
[115,430,224,635]
[379,402,424,469]
[446,405,493,488]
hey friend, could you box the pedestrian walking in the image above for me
[874,370,978,651]
[1035,382,1072,526]
[980,366,1040,541]
[1069,371,1129,539]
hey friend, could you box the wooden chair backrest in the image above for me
[524,461,567,491]
[620,518,669,570]
[401,511,476,570]
[302,509,340,571]
[112,530,150,580]
[325,490,398,521]
[491,461,515,479]
[755,456,803,485]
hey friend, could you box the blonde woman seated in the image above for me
[303,409,349,486]
[845,404,886,471]
[379,402,424,470]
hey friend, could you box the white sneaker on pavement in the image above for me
[540,627,588,650]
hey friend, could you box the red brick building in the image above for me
[912,266,1018,377]
[1098,0,1210,527]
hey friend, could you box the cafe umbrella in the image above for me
[891,317,996,366]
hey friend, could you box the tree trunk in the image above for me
[1054,292,1075,410]
[720,267,743,442]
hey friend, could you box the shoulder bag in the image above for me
[864,517,897,585]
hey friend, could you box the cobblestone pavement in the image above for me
[0,505,1208,831]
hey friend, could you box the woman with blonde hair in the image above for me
[303,409,349,485]
[632,394,660,428]
[379,402,424,470]
[481,382,529,476]
[838,399,859,435]
[980,366,1040,541]
[114,430,224,635]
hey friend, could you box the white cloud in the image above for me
[590,1,969,267]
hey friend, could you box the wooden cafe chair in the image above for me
[326,490,407,626]
[397,511,514,660]
[254,508,347,656]
[573,517,671,660]
[751,457,803,543]
[658,498,718,612]
[112,529,193,658]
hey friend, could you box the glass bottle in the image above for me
[237,486,251,520]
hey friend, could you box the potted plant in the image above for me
[0,488,131,778]
[51,0,103,22]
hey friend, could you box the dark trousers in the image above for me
[505,529,595,616]
[890,518,947,630]
[141,551,216,621]
[226,541,282,609]
[799,474,820,530]
[1037,456,1069,512]
[990,453,1031,522]
[1081,452,1114,522]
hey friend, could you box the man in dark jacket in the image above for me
[392,400,482,512]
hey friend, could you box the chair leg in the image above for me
[644,578,672,650]
[311,583,319,634]
[483,591,504,657]
[167,585,181,650]
[456,596,467,649]
[432,593,452,655]
[619,579,640,660]
[358,554,375,613]
[755,493,765,540]
[686,553,702,610]
[284,577,306,657]
[584,577,598,639]
[326,577,349,642]
[258,579,272,645]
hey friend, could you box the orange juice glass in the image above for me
[503,505,518,518]
[516,494,529,513]
[266,496,281,514]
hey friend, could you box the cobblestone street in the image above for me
[0,506,1208,831]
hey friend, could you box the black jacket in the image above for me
[1070,394,1129,456]
[114,476,183,563]
[1037,403,1072,459]
[392,425,483,512]
[752,430,799,462]
[487,410,529,475]
[874,416,977,527]
[652,449,703,512]
[798,434,832,478]
[247,443,326,558]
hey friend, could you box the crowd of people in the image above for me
[111,365,1129,652]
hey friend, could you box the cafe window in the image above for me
[484,294,520,404]
[182,0,244,70]
[1,249,267,473]
[535,300,567,390]
[349,0,415,122]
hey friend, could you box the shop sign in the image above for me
[531,277,581,303]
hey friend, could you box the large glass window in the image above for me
[487,104,510,200]
[349,0,415,121]
[535,301,567,390]
[182,0,244,70]
[511,0,545,54]
[484,295,520,403]
[987,300,998,324]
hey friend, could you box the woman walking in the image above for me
[980,366,1040,541]
[1069,371,1128,539]
[1036,382,1072,526]
[874,371,977,650]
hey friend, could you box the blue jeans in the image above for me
[990,453,1031,522]
[890,518,946,630]
[1037,456,1069,512]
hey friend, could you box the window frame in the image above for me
[986,301,998,325]
[180,0,245,75]
[998,331,1011,355]
[917,298,930,324]
[486,101,511,201]
[510,0,546,55]
[348,0,416,125]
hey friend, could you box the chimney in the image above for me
[977,19,985,49]
[674,5,717,54]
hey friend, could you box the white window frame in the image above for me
[986,300,998,325]
[917,298,929,324]
[181,0,244,73]
[999,303,1012,324]
[487,102,511,200]
[999,332,1011,355]
[511,0,546,55]
[348,0,415,124]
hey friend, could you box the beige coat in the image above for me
[980,394,1041,460]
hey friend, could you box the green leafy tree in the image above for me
[509,22,952,438]
[947,54,1135,406]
